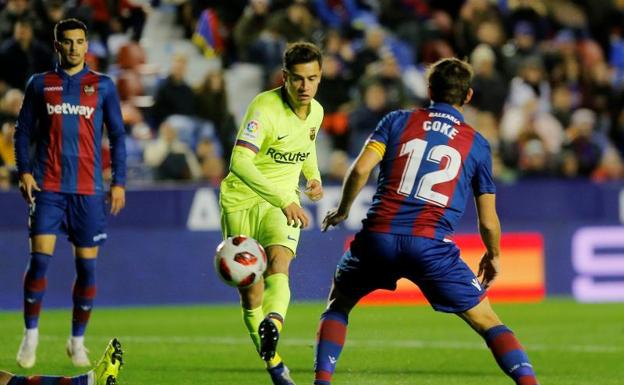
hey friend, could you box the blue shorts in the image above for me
[29,191,108,247]
[334,231,486,313]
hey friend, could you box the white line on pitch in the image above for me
[36,335,620,354]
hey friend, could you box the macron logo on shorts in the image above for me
[46,102,95,119]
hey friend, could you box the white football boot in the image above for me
[16,328,39,368]
[66,336,91,367]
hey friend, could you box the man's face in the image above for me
[283,61,322,108]
[55,29,88,68]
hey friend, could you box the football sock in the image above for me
[314,309,349,385]
[23,252,51,329]
[242,307,283,368]
[262,273,290,320]
[72,258,97,337]
[8,374,89,385]
[483,325,539,385]
[242,306,264,352]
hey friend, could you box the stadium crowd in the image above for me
[1,0,624,191]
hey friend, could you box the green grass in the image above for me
[0,299,622,384]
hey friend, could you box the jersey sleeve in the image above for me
[302,138,321,182]
[233,97,272,154]
[228,97,291,208]
[364,110,401,158]
[14,75,37,175]
[102,76,127,187]
[472,137,496,195]
[229,145,290,208]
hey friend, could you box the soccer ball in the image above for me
[214,235,267,288]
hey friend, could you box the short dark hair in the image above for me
[283,42,322,71]
[54,18,88,41]
[426,58,473,106]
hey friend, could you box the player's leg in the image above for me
[66,247,98,367]
[3,338,123,385]
[314,231,397,385]
[458,299,539,385]
[259,244,293,361]
[65,194,107,367]
[221,208,268,357]
[313,285,360,385]
[18,191,65,368]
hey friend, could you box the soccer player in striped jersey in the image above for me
[219,42,324,385]
[0,338,123,385]
[314,58,540,385]
[13,18,126,368]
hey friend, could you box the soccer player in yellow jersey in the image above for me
[219,42,324,385]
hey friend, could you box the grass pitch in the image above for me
[0,299,621,385]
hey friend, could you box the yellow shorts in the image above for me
[220,201,300,255]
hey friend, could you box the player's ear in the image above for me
[464,88,474,105]
[282,68,288,84]
[53,40,61,53]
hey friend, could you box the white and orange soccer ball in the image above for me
[214,235,268,288]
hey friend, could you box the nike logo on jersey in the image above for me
[277,134,288,140]
[471,278,482,291]
[287,235,297,241]
[46,102,95,119]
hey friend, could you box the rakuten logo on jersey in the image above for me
[46,103,95,119]
[266,147,310,164]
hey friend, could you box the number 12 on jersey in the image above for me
[397,138,462,207]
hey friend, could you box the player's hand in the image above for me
[304,179,323,201]
[282,202,309,228]
[108,185,126,215]
[321,208,348,232]
[477,252,500,290]
[18,173,41,204]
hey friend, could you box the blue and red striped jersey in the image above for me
[363,102,496,240]
[14,65,126,195]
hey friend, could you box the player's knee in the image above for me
[31,234,56,255]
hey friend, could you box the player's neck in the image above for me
[61,62,86,76]
[287,95,310,119]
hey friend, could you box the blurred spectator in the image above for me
[0,0,31,41]
[591,147,624,182]
[470,43,507,117]
[0,15,54,90]
[33,0,66,46]
[233,0,270,62]
[195,70,237,159]
[316,54,352,151]
[144,120,201,181]
[562,108,603,177]
[0,88,24,121]
[516,136,552,178]
[267,2,320,43]
[347,81,391,157]
[0,165,11,190]
[502,21,540,79]
[352,25,386,80]
[247,16,287,86]
[151,53,196,128]
[196,137,225,186]
[0,119,16,168]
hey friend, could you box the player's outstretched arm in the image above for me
[322,146,380,231]
[475,193,501,289]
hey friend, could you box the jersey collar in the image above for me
[428,102,465,123]
[54,63,90,79]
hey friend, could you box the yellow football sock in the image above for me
[242,306,264,352]
[262,273,290,324]
[267,352,283,368]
